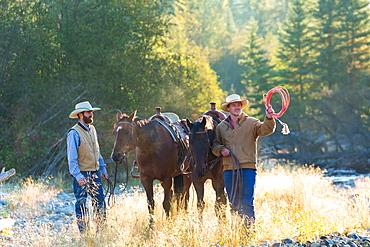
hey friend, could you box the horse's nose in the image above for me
[196,167,205,177]
[111,152,123,162]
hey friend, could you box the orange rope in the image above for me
[264,86,290,134]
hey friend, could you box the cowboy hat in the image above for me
[220,94,249,112]
[69,101,101,119]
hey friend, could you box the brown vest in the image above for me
[71,123,100,171]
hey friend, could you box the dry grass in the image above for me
[1,165,370,246]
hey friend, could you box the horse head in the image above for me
[187,116,214,177]
[111,110,137,163]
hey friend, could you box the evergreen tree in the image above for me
[330,0,370,150]
[336,0,370,92]
[311,0,344,90]
[276,0,313,103]
[239,19,276,117]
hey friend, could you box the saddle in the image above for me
[149,107,190,174]
[148,107,172,124]
[203,102,227,122]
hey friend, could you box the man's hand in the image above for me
[77,177,86,185]
[221,148,231,157]
[266,107,275,119]
[101,173,109,180]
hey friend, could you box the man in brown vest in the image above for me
[67,101,109,234]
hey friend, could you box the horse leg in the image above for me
[193,178,205,219]
[212,177,227,221]
[141,177,155,222]
[182,174,192,211]
[173,174,184,211]
[161,178,173,217]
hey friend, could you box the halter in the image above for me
[114,120,137,149]
[107,120,136,207]
[188,130,219,173]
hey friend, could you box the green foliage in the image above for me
[336,0,370,91]
[0,0,224,176]
[311,0,345,90]
[0,0,369,176]
[276,0,314,104]
[239,18,276,117]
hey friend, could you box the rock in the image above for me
[281,238,293,244]
[0,200,9,205]
[0,218,14,232]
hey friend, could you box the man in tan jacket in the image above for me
[67,101,109,234]
[212,94,276,226]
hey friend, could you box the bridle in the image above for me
[188,130,221,173]
[113,120,137,150]
[106,120,137,207]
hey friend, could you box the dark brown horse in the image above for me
[111,110,191,220]
[186,113,227,220]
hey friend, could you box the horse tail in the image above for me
[173,174,187,211]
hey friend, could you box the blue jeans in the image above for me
[73,171,106,233]
[224,168,256,223]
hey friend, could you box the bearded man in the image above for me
[67,101,109,234]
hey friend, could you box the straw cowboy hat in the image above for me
[69,101,101,119]
[220,94,249,112]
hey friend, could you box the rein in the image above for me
[228,151,243,207]
[207,155,222,171]
[107,120,135,207]
[105,155,129,208]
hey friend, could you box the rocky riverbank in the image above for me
[0,169,369,246]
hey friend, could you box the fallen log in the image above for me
[0,168,16,182]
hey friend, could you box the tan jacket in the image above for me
[212,113,276,171]
[71,124,100,171]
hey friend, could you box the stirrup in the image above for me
[130,160,140,178]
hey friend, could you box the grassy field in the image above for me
[1,165,369,246]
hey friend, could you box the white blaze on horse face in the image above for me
[113,126,125,153]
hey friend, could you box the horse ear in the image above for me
[116,110,123,121]
[201,116,207,126]
[129,110,137,121]
[186,118,193,129]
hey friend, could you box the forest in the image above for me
[0,0,369,178]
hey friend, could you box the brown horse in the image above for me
[186,114,227,220]
[111,110,191,220]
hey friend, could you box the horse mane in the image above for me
[195,115,215,130]
[135,118,150,127]
[190,115,214,140]
[117,113,145,124]
[136,119,163,143]
[116,114,160,142]
[205,112,223,125]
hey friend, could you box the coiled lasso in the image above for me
[263,86,290,135]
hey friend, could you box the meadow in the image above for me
[1,164,369,246]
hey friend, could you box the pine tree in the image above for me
[336,0,370,92]
[276,0,313,103]
[311,0,344,90]
[239,19,275,116]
